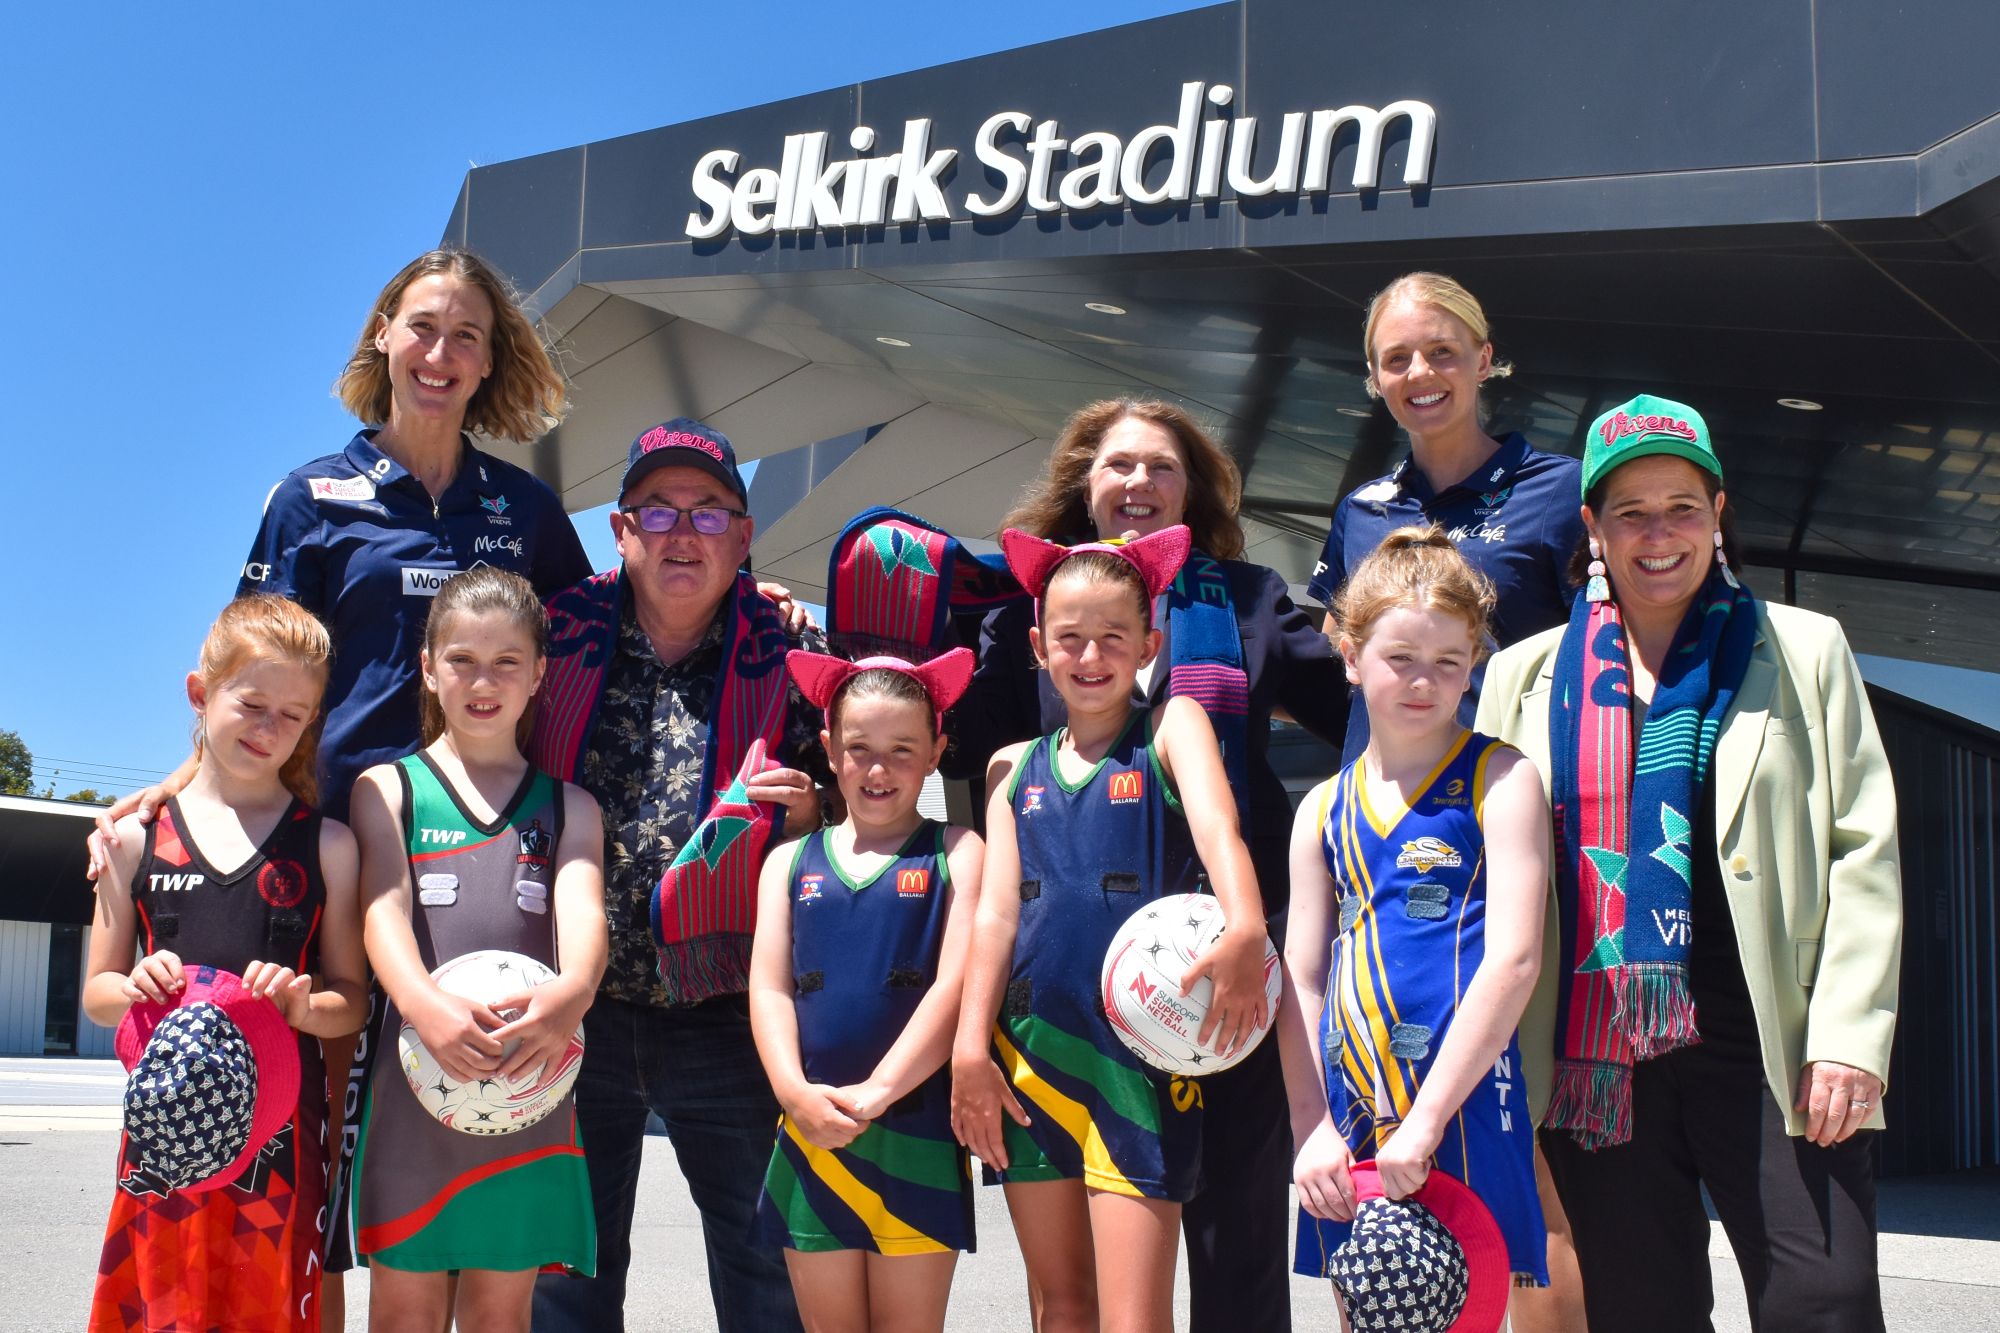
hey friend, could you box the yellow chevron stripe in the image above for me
[991,1028,1142,1198]
[781,1120,950,1255]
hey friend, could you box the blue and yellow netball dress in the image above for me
[1295,730,1548,1286]
[753,821,975,1254]
[994,707,1205,1201]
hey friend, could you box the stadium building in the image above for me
[7,0,1998,1173]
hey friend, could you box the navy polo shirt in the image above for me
[1308,432,1583,764]
[236,430,592,819]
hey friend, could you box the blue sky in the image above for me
[0,1,1206,794]
[4,2,1994,799]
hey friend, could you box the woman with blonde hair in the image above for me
[949,397,1347,1331]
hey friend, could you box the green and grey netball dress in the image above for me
[349,752,595,1274]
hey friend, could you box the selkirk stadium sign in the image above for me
[685,80,1437,239]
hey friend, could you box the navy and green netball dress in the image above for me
[752,821,975,1255]
[995,707,1205,1201]
[1295,730,1547,1285]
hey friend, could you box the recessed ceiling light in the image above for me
[1335,406,1373,419]
[875,336,912,348]
[1084,302,1127,315]
[1777,397,1823,411]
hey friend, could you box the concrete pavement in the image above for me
[5,1058,1997,1330]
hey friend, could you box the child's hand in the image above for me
[242,960,315,1029]
[1374,1114,1441,1201]
[785,1084,864,1150]
[405,986,507,1084]
[488,979,592,1085]
[1294,1119,1359,1221]
[1180,921,1269,1058]
[838,1081,894,1122]
[123,951,185,1006]
[950,1054,1030,1169]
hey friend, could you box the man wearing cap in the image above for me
[530,419,828,1333]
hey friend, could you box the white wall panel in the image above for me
[0,921,51,1055]
[74,925,117,1057]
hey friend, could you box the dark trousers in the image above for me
[1540,1037,1882,1333]
[532,994,802,1333]
[1182,1034,1294,1331]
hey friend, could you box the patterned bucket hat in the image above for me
[114,964,301,1194]
[1329,1163,1511,1333]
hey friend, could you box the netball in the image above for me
[398,950,585,1136]
[1100,893,1281,1077]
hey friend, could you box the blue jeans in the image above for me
[532,994,802,1333]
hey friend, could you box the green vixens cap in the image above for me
[1581,394,1725,497]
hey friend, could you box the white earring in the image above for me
[1585,538,1610,603]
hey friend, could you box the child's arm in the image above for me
[748,836,862,1150]
[243,818,368,1038]
[840,827,986,1119]
[1374,747,1548,1201]
[350,765,506,1083]
[493,785,608,1083]
[949,746,1033,1168]
[1277,779,1357,1222]
[1154,695,1271,1058]
[82,815,180,1025]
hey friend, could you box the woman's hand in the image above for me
[123,950,185,1006]
[241,960,315,1030]
[1375,1113,1442,1201]
[87,785,171,881]
[404,986,507,1084]
[1180,921,1270,1059]
[1796,1061,1884,1147]
[756,581,820,637]
[783,1083,864,1150]
[488,978,593,1085]
[1293,1118,1358,1221]
[950,1053,1030,1169]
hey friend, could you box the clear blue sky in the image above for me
[0,1,1206,795]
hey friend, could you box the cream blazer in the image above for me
[1473,602,1902,1136]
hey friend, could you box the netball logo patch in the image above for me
[1395,837,1462,873]
[517,819,553,871]
[257,859,308,908]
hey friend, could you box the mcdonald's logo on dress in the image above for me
[1107,770,1144,804]
[896,868,931,898]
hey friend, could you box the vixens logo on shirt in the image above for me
[1475,485,1513,516]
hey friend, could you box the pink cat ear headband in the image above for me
[786,647,976,727]
[999,524,1191,602]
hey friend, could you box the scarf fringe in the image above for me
[1545,1058,1632,1150]
[1616,964,1701,1060]
[654,933,752,1006]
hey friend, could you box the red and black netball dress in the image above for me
[751,820,974,1254]
[90,799,330,1333]
[992,707,1206,1201]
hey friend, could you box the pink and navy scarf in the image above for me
[1546,569,1757,1147]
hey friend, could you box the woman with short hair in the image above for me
[1475,394,1901,1332]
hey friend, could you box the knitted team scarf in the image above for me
[534,567,792,1001]
[1166,551,1250,830]
[824,505,1021,661]
[1546,568,1757,1147]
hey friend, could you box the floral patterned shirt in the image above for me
[583,598,831,1006]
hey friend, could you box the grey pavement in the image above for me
[4,1059,1998,1330]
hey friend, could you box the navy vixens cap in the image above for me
[619,418,749,503]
